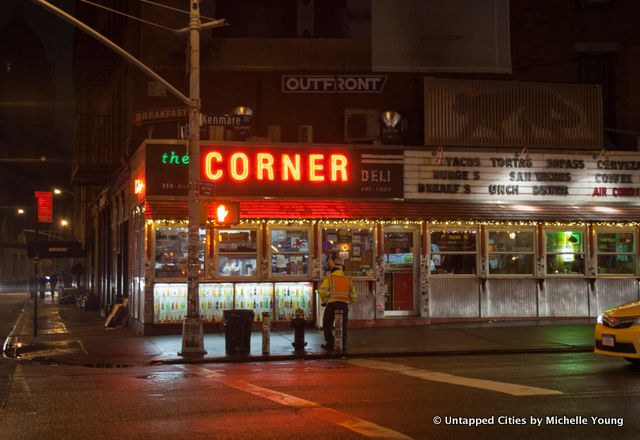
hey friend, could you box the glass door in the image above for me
[383,228,418,315]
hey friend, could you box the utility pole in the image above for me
[32,0,226,356]
[181,0,206,355]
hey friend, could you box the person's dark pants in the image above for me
[323,301,349,347]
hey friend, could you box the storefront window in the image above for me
[488,229,534,275]
[217,229,258,277]
[154,226,205,278]
[271,228,309,276]
[545,230,585,275]
[322,227,374,277]
[596,231,636,275]
[429,229,477,275]
[383,231,414,270]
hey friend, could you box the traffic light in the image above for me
[214,201,240,226]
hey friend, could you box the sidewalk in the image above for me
[3,294,596,367]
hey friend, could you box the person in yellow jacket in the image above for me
[318,258,356,350]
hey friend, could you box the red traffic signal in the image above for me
[214,202,240,226]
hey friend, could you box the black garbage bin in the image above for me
[223,309,254,354]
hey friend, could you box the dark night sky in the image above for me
[1,0,76,152]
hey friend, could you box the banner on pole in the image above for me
[35,191,52,223]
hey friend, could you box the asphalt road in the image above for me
[1,336,638,440]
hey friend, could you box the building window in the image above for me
[545,229,586,275]
[216,228,258,277]
[429,228,478,275]
[154,225,205,278]
[487,229,535,275]
[596,230,636,275]
[270,228,310,276]
[322,226,374,277]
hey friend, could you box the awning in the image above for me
[145,199,640,222]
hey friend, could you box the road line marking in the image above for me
[186,366,413,439]
[347,359,563,397]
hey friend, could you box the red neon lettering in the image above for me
[331,154,348,182]
[309,154,325,182]
[204,151,223,181]
[230,152,249,181]
[257,153,275,181]
[282,154,301,181]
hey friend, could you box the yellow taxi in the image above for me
[595,300,640,365]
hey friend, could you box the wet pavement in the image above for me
[3,291,596,367]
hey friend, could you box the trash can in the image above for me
[223,309,254,354]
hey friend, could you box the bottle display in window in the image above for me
[236,283,274,321]
[275,282,312,320]
[154,283,187,322]
[199,283,234,321]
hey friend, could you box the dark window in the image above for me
[579,53,615,129]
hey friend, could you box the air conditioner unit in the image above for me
[298,125,313,143]
[344,109,380,143]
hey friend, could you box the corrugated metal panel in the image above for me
[424,77,602,149]
[482,279,537,317]
[429,278,480,318]
[594,279,640,316]
[350,280,375,320]
[539,279,589,317]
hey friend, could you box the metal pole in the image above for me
[33,197,38,337]
[262,312,270,355]
[180,0,205,356]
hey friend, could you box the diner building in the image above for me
[115,137,640,335]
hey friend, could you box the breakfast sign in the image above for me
[404,150,640,204]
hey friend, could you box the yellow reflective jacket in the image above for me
[318,269,356,305]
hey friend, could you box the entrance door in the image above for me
[383,229,418,315]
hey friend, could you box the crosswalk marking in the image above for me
[186,365,414,439]
[347,359,563,396]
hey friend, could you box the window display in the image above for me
[596,231,636,275]
[488,229,534,275]
[199,283,234,322]
[545,230,585,275]
[429,229,477,275]
[217,229,258,277]
[154,226,205,278]
[154,283,187,323]
[275,282,312,320]
[236,283,274,321]
[322,227,374,277]
[271,228,309,276]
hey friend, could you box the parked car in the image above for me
[594,300,640,365]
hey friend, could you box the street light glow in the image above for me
[17,208,25,214]
[60,219,69,227]
[53,188,62,195]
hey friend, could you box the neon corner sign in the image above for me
[202,150,350,183]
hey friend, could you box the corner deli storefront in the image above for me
[127,140,640,334]
[128,140,413,334]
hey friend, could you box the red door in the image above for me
[393,272,414,310]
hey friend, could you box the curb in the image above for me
[5,344,595,368]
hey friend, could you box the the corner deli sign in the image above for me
[282,75,387,93]
[145,144,403,198]
[405,150,640,204]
